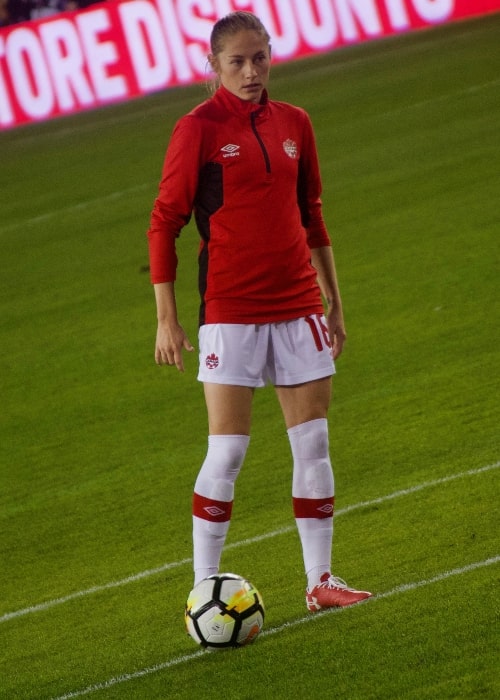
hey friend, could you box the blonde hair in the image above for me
[206,11,271,93]
[210,11,271,56]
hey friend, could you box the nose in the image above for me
[244,60,258,78]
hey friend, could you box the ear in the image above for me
[208,54,219,74]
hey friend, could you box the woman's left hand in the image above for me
[326,304,346,360]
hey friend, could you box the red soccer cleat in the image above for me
[306,573,372,611]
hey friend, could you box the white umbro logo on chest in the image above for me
[221,144,240,158]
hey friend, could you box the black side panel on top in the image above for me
[194,162,223,326]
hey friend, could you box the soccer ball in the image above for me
[185,573,265,649]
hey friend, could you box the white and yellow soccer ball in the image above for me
[185,573,265,649]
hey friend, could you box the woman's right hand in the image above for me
[155,320,194,372]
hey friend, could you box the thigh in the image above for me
[275,376,332,430]
[269,316,335,386]
[203,383,254,435]
[197,324,267,387]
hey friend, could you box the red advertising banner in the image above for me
[1,0,499,130]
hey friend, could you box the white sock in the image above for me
[192,434,250,586]
[288,418,335,590]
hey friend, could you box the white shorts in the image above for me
[197,316,335,387]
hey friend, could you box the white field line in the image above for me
[368,78,500,120]
[0,183,153,235]
[1,461,498,625]
[51,555,500,700]
[1,76,498,238]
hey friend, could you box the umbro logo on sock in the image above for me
[203,505,226,517]
[317,503,334,515]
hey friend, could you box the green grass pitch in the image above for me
[1,13,499,700]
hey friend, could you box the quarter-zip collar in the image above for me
[214,85,269,120]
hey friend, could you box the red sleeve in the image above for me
[146,115,204,284]
[298,113,331,249]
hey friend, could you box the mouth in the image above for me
[242,83,261,91]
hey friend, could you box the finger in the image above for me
[332,332,346,360]
[156,347,173,366]
[174,350,185,372]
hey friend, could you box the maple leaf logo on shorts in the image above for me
[205,353,219,369]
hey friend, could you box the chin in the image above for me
[241,91,262,103]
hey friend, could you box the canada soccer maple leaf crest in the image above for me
[283,138,298,159]
[205,352,219,369]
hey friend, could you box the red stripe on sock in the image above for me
[293,496,334,519]
[193,492,233,522]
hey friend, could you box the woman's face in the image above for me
[210,30,271,103]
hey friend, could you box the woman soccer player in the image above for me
[147,11,371,611]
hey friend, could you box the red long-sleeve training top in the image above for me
[147,86,331,326]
